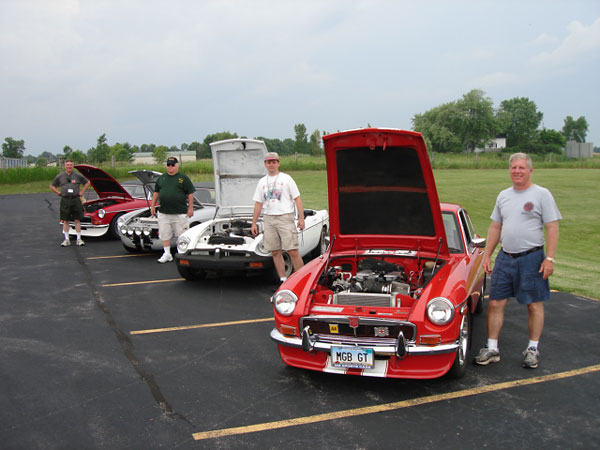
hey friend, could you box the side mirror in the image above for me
[472,237,486,249]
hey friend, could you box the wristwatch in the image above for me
[546,256,555,263]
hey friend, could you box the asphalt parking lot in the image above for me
[1,192,600,450]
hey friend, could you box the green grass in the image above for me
[2,163,598,299]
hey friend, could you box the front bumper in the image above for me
[175,250,274,272]
[67,222,109,237]
[270,328,459,357]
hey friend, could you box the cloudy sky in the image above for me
[1,0,599,156]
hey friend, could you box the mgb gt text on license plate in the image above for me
[331,346,374,369]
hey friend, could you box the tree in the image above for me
[561,116,588,143]
[63,145,73,156]
[310,129,322,156]
[153,145,169,164]
[202,132,238,158]
[293,123,310,154]
[87,133,111,163]
[496,97,543,149]
[2,137,26,158]
[530,129,566,155]
[69,150,87,164]
[457,90,498,151]
[110,143,133,162]
[187,141,203,158]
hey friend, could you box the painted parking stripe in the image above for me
[103,278,184,287]
[88,254,153,260]
[130,317,274,335]
[192,363,600,441]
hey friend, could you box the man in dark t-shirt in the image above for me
[49,159,90,247]
[150,157,195,263]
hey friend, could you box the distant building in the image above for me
[474,134,506,153]
[565,141,594,158]
[1,157,28,169]
[132,151,197,165]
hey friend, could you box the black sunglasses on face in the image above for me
[166,161,176,166]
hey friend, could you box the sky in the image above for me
[1,0,599,156]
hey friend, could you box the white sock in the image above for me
[487,339,499,351]
[163,247,171,255]
[63,231,69,240]
[76,232,82,239]
[528,340,539,350]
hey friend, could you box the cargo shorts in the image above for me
[263,213,298,252]
[157,212,188,241]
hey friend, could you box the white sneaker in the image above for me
[76,238,85,246]
[61,238,71,247]
[157,253,173,263]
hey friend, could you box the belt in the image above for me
[502,246,543,258]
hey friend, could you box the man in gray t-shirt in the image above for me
[50,159,90,247]
[474,153,561,370]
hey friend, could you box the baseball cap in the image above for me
[264,152,279,161]
[166,157,178,165]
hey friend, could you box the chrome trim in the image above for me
[271,328,459,356]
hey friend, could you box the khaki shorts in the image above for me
[157,212,188,241]
[263,213,298,252]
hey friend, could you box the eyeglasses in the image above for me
[166,161,177,167]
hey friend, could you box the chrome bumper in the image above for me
[270,328,459,357]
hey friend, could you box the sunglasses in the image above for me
[166,161,177,166]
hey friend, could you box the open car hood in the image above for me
[210,138,267,218]
[322,128,449,257]
[75,164,132,200]
[129,169,162,192]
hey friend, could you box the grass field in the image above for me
[1,167,598,299]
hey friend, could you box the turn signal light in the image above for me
[419,335,441,346]
[280,325,296,336]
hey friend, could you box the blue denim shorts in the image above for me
[490,248,550,304]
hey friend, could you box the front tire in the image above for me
[447,309,471,379]
[108,213,124,239]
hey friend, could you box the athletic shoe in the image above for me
[522,347,539,369]
[473,346,501,365]
[157,253,173,263]
[76,238,85,246]
[61,238,71,247]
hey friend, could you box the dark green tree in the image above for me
[202,131,238,158]
[496,97,543,149]
[561,116,588,142]
[293,123,310,154]
[310,129,322,156]
[153,145,169,164]
[2,137,26,158]
[87,133,110,163]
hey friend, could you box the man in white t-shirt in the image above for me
[251,152,305,283]
[474,152,561,369]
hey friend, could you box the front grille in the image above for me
[300,316,415,341]
[334,292,393,307]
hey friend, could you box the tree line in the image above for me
[2,89,592,165]
[412,89,589,154]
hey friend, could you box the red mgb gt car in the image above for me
[270,128,486,379]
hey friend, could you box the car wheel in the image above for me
[448,309,471,379]
[311,227,329,258]
[108,213,124,239]
[282,251,293,278]
[474,274,487,314]
[177,264,207,281]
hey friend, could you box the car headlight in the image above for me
[273,290,298,316]
[426,297,455,325]
[98,209,106,219]
[177,236,190,253]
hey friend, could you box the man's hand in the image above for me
[297,216,305,231]
[539,259,554,280]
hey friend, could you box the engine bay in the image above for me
[315,256,444,308]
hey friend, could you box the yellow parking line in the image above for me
[192,364,600,441]
[131,317,274,335]
[88,254,153,260]
[103,278,184,287]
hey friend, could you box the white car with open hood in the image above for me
[175,138,329,280]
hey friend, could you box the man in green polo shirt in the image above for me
[150,157,195,263]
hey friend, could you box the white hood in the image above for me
[210,138,267,218]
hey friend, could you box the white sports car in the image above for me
[175,138,329,280]
[117,170,216,252]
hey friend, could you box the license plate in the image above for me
[331,346,374,369]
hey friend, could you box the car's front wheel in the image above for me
[108,213,124,239]
[177,264,207,281]
[447,309,471,379]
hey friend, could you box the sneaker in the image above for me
[157,253,173,263]
[76,238,85,246]
[61,238,71,247]
[473,346,501,365]
[523,347,539,369]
